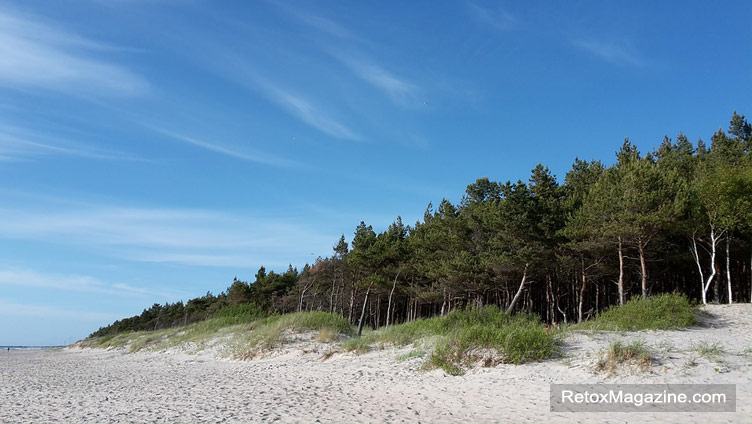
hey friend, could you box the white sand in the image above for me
[1,304,749,423]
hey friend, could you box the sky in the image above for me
[1,0,750,346]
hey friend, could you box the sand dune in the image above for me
[1,304,749,423]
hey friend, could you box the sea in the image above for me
[0,346,65,350]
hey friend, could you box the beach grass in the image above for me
[84,309,354,357]
[343,307,559,375]
[395,349,427,362]
[230,311,354,359]
[573,293,696,331]
[595,339,653,374]
[695,340,724,359]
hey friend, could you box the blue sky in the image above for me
[1,1,750,345]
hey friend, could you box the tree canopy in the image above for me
[91,112,752,337]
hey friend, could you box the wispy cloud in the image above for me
[0,299,119,321]
[201,48,359,141]
[0,6,149,97]
[0,201,333,268]
[295,13,355,40]
[468,2,518,31]
[152,127,300,168]
[0,123,141,161]
[280,7,418,108]
[252,77,360,140]
[572,39,645,67]
[332,52,418,106]
[0,267,183,299]
[269,2,360,42]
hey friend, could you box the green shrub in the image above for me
[211,303,267,326]
[342,337,371,354]
[274,311,353,334]
[576,293,696,331]
[343,307,558,374]
[427,313,558,374]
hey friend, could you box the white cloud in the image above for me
[256,80,360,140]
[186,41,359,141]
[0,6,149,97]
[0,267,181,299]
[296,14,354,40]
[333,53,418,106]
[572,39,645,67]
[468,3,518,31]
[0,123,140,161]
[152,127,300,167]
[0,299,119,321]
[0,202,333,268]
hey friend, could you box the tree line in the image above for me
[91,112,752,338]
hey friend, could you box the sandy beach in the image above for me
[1,304,749,424]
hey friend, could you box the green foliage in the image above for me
[344,307,558,375]
[211,303,267,325]
[274,311,353,334]
[427,312,558,374]
[342,337,371,354]
[87,112,752,354]
[575,293,696,331]
[88,293,225,338]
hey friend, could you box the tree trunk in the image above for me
[617,236,625,305]
[578,256,587,323]
[348,286,357,322]
[713,260,721,303]
[385,270,400,327]
[505,264,529,316]
[595,281,599,314]
[726,235,733,304]
[638,237,648,298]
[357,287,371,337]
[690,234,706,304]
[700,226,720,305]
[545,275,553,323]
[556,303,568,325]
[298,276,316,312]
[329,273,336,313]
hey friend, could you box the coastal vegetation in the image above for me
[571,293,696,331]
[89,113,751,359]
[595,339,654,375]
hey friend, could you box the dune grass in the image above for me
[81,303,267,352]
[573,293,696,332]
[230,311,354,359]
[595,339,653,375]
[81,294,695,375]
[82,306,354,356]
[343,307,559,375]
[695,340,724,359]
[395,349,427,362]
